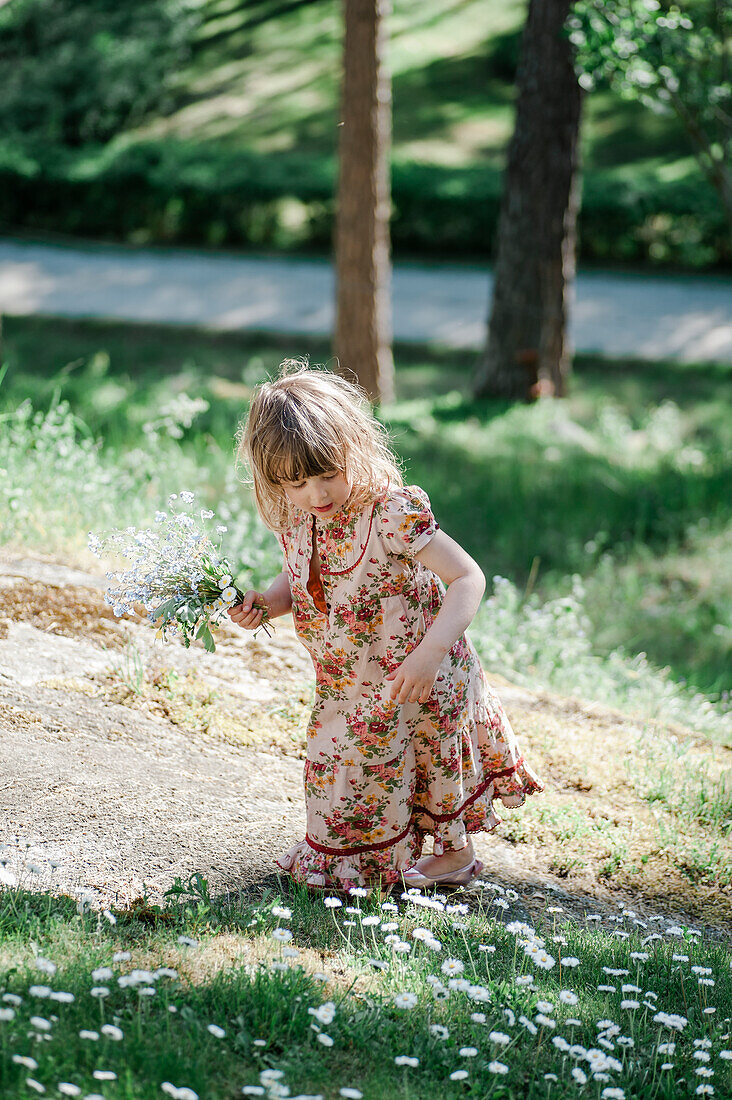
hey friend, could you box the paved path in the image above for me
[1,237,731,361]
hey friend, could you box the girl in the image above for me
[230,365,543,891]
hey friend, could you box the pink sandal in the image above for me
[401,858,484,889]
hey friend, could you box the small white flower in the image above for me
[79,1029,100,1040]
[489,1031,511,1046]
[29,1016,51,1031]
[459,1046,478,1057]
[272,906,292,919]
[92,967,114,982]
[271,928,293,943]
[394,992,418,1009]
[324,897,342,909]
[208,1024,226,1038]
[11,1056,38,1070]
[430,1024,449,1040]
[394,1056,419,1067]
[562,956,581,967]
[339,1091,363,1100]
[90,986,110,998]
[653,1012,688,1031]
[35,958,57,976]
[309,1002,336,1025]
[449,1070,469,1081]
[488,1061,509,1074]
[441,958,464,977]
[101,1024,124,1040]
[177,936,198,948]
[559,990,578,1005]
[26,1083,45,1095]
[58,1086,81,1097]
[317,1032,334,1047]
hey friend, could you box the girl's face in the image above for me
[281,470,352,519]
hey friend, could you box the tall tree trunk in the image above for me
[474,0,582,401]
[334,0,394,405]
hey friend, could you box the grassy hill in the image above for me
[146,0,689,175]
[0,0,724,266]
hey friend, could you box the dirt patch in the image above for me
[0,551,730,946]
[0,576,134,650]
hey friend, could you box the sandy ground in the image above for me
[1,551,729,945]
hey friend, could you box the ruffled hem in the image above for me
[276,830,423,891]
[276,759,543,890]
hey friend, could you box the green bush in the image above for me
[0,0,200,147]
[0,138,727,267]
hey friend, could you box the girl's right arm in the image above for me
[228,570,292,630]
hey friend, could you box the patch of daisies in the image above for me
[1,872,731,1099]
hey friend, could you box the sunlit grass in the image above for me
[0,862,731,1100]
[1,314,730,704]
[136,0,690,178]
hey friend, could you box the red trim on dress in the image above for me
[306,822,413,856]
[301,757,528,856]
[318,504,377,577]
[414,758,526,822]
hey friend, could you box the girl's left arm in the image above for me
[386,530,486,705]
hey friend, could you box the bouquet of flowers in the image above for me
[88,491,269,653]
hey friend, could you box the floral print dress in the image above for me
[275,485,543,889]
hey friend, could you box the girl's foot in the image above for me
[401,843,482,888]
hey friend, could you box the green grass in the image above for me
[150,0,691,183]
[2,313,730,706]
[0,868,731,1100]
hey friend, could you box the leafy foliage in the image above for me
[0,0,201,147]
[570,0,731,221]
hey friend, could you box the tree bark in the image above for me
[334,0,394,405]
[474,0,582,401]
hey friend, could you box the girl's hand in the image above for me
[386,643,443,705]
[228,590,269,631]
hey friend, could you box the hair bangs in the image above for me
[263,428,346,487]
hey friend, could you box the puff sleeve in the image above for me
[377,484,439,559]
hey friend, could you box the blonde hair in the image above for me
[237,362,403,531]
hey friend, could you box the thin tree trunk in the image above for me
[334,0,394,404]
[474,0,582,401]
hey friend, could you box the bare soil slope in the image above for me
[1,551,729,943]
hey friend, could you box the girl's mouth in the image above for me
[314,503,333,513]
